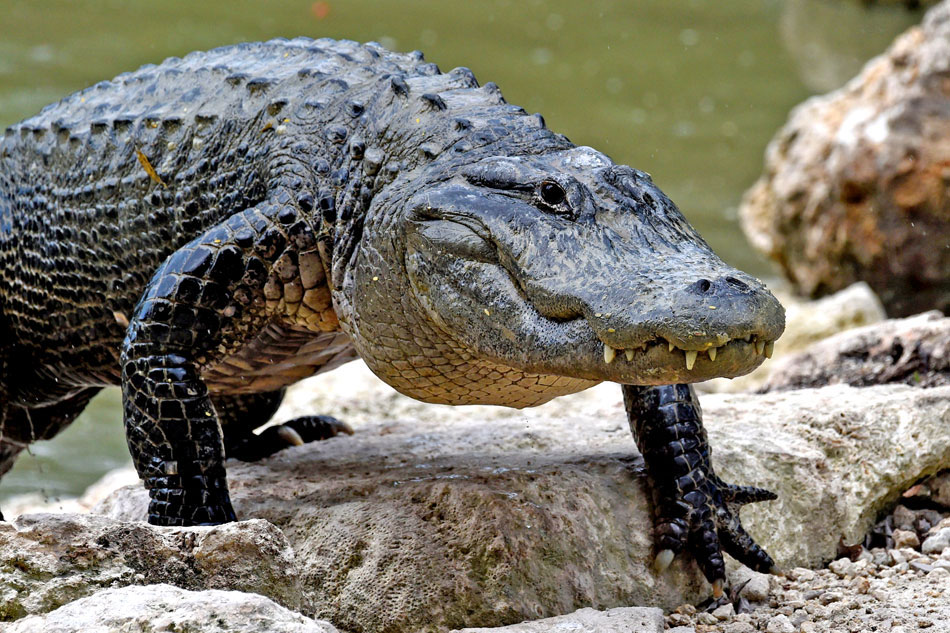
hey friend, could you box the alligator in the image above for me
[0,38,785,596]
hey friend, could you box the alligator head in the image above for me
[337,146,785,407]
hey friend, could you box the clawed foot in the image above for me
[228,415,353,461]
[623,384,780,596]
[651,474,779,597]
[266,415,354,447]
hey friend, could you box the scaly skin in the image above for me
[0,38,785,592]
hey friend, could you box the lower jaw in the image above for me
[524,337,770,385]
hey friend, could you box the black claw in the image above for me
[722,482,778,506]
[284,414,354,440]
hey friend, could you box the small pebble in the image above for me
[893,505,917,531]
[791,567,815,582]
[819,590,843,605]
[898,547,921,561]
[829,558,855,577]
[921,528,950,555]
[673,603,697,615]
[870,548,890,567]
[696,612,718,625]
[766,614,795,633]
[928,567,950,580]
[742,573,771,602]
[893,529,921,550]
[712,602,735,620]
[910,561,934,574]
[667,613,692,627]
[849,576,870,594]
[890,549,908,565]
[800,623,817,633]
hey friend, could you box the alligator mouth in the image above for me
[602,334,774,371]
[494,259,776,383]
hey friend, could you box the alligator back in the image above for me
[0,38,464,393]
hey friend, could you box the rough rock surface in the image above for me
[762,311,950,391]
[76,361,950,632]
[6,584,339,633]
[0,514,302,620]
[740,0,950,316]
[450,607,664,633]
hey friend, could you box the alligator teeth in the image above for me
[685,350,698,370]
[625,349,635,362]
[668,340,675,352]
[755,339,765,355]
[707,346,717,361]
[604,344,616,364]
[764,341,774,358]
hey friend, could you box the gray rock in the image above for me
[893,529,921,550]
[740,1,950,316]
[921,527,950,554]
[766,614,795,633]
[761,312,950,391]
[727,567,770,602]
[449,607,664,633]
[6,584,338,633]
[0,514,302,620]
[84,361,950,631]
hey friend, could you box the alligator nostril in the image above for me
[694,279,712,294]
[724,276,750,291]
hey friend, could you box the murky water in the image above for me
[0,0,921,504]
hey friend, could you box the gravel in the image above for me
[663,470,950,633]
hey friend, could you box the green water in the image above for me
[0,0,921,504]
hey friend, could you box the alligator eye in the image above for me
[539,180,566,206]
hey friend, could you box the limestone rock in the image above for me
[89,361,950,632]
[449,607,664,633]
[762,311,950,391]
[0,514,302,620]
[6,584,338,633]
[740,0,950,316]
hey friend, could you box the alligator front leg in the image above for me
[120,213,272,526]
[122,342,235,526]
[623,384,777,596]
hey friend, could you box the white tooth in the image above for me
[685,350,697,370]
[625,349,634,362]
[668,340,675,352]
[764,341,774,358]
[755,339,765,355]
[604,344,616,364]
[707,346,717,362]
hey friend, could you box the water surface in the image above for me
[0,0,921,503]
